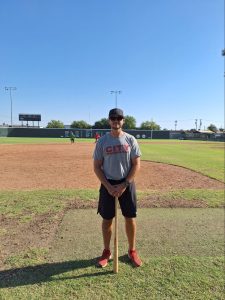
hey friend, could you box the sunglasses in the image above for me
[110,116,124,121]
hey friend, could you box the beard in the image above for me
[111,123,122,130]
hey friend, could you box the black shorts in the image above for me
[97,179,137,220]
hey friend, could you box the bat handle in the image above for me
[113,196,118,273]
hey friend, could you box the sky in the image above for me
[0,0,224,130]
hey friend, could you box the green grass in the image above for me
[140,140,224,181]
[0,189,98,221]
[4,248,49,268]
[140,189,224,208]
[1,209,224,300]
[1,256,223,299]
[0,188,223,224]
[51,208,224,259]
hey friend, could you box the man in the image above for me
[93,108,142,268]
[69,131,75,144]
[95,132,100,143]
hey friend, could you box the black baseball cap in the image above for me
[108,108,124,118]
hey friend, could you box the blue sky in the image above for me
[0,0,224,130]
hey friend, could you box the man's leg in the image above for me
[97,183,115,267]
[102,218,113,250]
[97,218,113,268]
[125,217,142,267]
[124,217,136,250]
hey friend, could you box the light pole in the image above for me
[222,49,225,69]
[175,120,177,131]
[110,90,122,108]
[195,119,198,130]
[199,119,202,130]
[5,87,17,127]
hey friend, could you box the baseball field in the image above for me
[0,138,224,299]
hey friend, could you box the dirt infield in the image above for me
[0,143,223,191]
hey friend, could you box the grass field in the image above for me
[0,138,224,299]
[140,141,224,182]
[1,209,224,299]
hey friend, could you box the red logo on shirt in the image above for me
[105,144,130,154]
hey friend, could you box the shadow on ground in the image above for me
[0,258,114,288]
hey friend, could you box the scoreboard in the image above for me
[19,114,41,122]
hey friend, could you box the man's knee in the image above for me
[102,218,113,227]
[124,217,136,225]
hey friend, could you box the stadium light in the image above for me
[175,120,177,131]
[110,90,122,108]
[5,87,17,127]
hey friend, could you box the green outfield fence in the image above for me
[0,127,224,141]
[0,127,170,139]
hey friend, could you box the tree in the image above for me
[92,118,110,129]
[140,120,161,130]
[71,120,91,129]
[46,120,64,128]
[207,124,218,133]
[123,115,136,129]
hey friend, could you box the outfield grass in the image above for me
[140,141,224,182]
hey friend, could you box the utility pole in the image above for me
[110,90,122,108]
[5,87,17,127]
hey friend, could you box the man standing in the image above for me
[95,132,100,143]
[69,131,75,144]
[93,108,142,268]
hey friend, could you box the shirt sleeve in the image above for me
[93,139,103,160]
[130,137,141,158]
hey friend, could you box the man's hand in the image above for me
[106,183,126,198]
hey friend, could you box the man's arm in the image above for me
[113,156,141,197]
[125,156,141,184]
[93,159,116,196]
[93,156,141,198]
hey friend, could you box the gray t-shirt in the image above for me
[93,132,141,180]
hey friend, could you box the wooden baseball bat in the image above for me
[113,196,118,273]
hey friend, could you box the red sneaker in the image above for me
[128,249,142,267]
[97,249,112,268]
